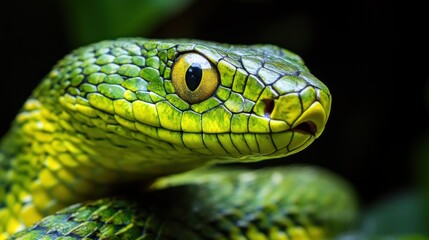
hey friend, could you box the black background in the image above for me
[0,0,426,209]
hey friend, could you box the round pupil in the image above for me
[185,63,202,91]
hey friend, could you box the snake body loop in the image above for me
[0,38,356,239]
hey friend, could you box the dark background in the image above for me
[0,0,426,229]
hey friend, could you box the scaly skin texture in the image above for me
[10,167,357,240]
[0,38,344,239]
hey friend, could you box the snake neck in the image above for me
[0,97,209,234]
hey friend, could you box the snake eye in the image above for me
[172,52,219,104]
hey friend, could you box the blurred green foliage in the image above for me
[355,75,429,238]
[361,191,427,238]
[60,0,194,46]
[349,75,429,239]
[416,137,429,232]
[415,75,429,228]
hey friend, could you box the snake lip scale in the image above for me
[0,38,358,240]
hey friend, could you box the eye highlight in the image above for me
[172,53,219,104]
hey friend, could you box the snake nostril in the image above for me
[293,121,317,136]
[262,99,275,118]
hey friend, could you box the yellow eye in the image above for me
[171,52,219,104]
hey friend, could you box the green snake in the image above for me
[0,38,357,239]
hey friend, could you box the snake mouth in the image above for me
[291,101,327,138]
[292,121,317,136]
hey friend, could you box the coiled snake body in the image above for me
[0,38,357,239]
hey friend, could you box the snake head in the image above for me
[32,39,331,168]
[163,41,331,161]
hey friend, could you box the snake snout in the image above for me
[291,101,327,138]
